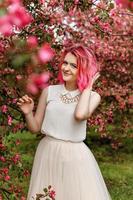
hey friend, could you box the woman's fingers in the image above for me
[25,95,33,103]
[22,96,31,103]
[96,74,100,80]
[18,98,25,103]
[17,95,32,104]
[94,72,100,81]
[91,73,100,87]
[16,102,22,106]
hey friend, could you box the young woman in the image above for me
[17,44,112,200]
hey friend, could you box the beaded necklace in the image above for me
[60,93,80,104]
[60,84,80,104]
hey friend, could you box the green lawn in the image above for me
[85,133,133,200]
[3,131,133,200]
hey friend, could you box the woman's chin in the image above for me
[62,76,71,82]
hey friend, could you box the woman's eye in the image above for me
[71,64,77,69]
[63,61,67,65]
[62,61,77,69]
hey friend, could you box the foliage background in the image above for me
[0,0,132,199]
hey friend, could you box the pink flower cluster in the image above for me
[1,167,10,181]
[115,0,133,9]
[0,0,33,36]
[0,156,6,162]
[1,105,8,113]
[12,123,24,133]
[38,43,55,63]
[49,190,56,199]
[27,36,38,48]
[26,72,50,95]
[12,153,21,164]
[7,115,13,125]
[26,41,54,94]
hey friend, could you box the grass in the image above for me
[85,132,133,200]
[3,130,133,200]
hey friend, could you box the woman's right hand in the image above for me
[17,95,34,115]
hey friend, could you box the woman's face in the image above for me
[61,52,78,84]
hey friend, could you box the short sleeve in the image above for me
[46,84,62,104]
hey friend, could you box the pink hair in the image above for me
[58,44,100,92]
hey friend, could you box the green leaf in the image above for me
[109,3,114,9]
[43,187,48,193]
[12,54,30,68]
[0,8,7,17]
[16,39,26,48]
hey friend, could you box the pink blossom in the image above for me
[0,143,6,151]
[12,153,21,164]
[23,169,30,177]
[16,74,22,80]
[38,43,54,63]
[49,190,56,199]
[97,1,107,9]
[0,1,33,36]
[26,82,39,95]
[2,167,9,174]
[115,0,133,9]
[15,139,21,145]
[101,23,111,32]
[13,123,24,131]
[74,0,79,4]
[20,197,26,200]
[0,156,6,162]
[1,105,8,113]
[4,175,10,181]
[7,0,21,3]
[34,72,50,89]
[12,98,17,103]
[39,0,45,3]
[128,95,133,104]
[109,9,116,17]
[0,16,13,36]
[69,6,77,16]
[7,115,13,125]
[48,0,58,6]
[9,3,33,28]
[26,72,49,94]
[27,36,38,48]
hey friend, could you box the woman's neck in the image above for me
[64,82,78,91]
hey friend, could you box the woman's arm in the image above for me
[17,87,48,133]
[74,72,101,121]
[74,88,101,121]
[32,87,48,132]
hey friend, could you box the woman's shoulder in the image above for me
[41,84,62,102]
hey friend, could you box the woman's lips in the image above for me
[63,72,71,76]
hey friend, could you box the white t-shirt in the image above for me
[41,84,87,142]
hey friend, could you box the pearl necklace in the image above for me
[60,93,80,104]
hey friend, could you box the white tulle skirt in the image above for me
[27,135,111,200]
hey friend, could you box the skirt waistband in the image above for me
[44,135,83,144]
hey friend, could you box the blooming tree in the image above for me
[115,0,133,10]
[0,0,132,198]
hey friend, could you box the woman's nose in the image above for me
[64,64,70,70]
